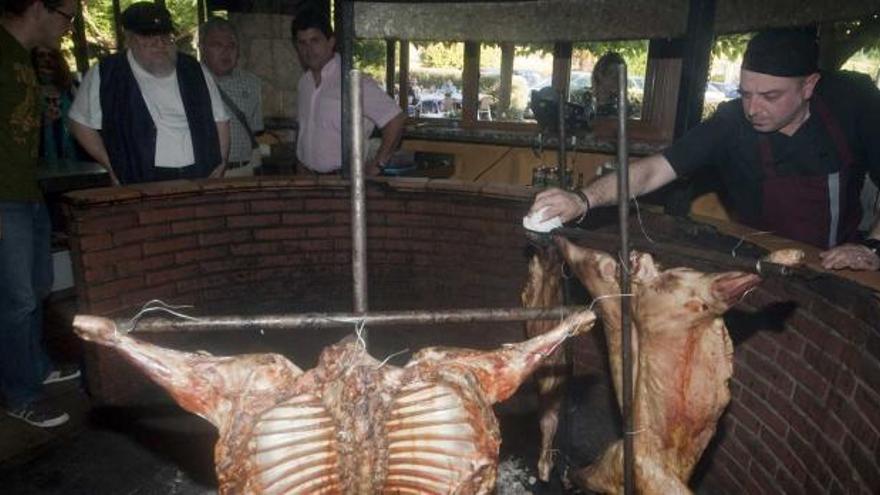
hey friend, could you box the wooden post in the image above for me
[498,42,514,116]
[112,0,122,51]
[71,0,89,73]
[552,42,572,100]
[398,41,410,113]
[461,41,480,126]
[385,39,396,98]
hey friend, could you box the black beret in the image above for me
[742,28,819,77]
[121,2,174,35]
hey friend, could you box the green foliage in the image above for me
[573,40,649,76]
[353,39,387,82]
[712,33,750,60]
[419,42,464,69]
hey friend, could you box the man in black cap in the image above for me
[531,28,880,271]
[69,1,230,184]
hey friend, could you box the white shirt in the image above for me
[296,54,402,173]
[69,50,229,168]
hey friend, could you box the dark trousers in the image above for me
[152,164,200,181]
[0,201,53,409]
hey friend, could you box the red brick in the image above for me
[120,283,182,307]
[174,246,228,264]
[741,348,794,397]
[84,265,116,284]
[740,388,789,437]
[793,385,845,444]
[112,224,172,246]
[145,265,200,286]
[137,206,196,225]
[249,199,294,213]
[171,217,225,234]
[89,276,144,301]
[226,213,280,228]
[230,243,279,256]
[75,213,139,234]
[200,258,258,273]
[787,429,834,489]
[82,244,143,268]
[853,382,880,434]
[116,254,174,277]
[307,225,351,238]
[281,212,336,225]
[143,235,198,256]
[775,350,829,401]
[78,233,113,252]
[727,400,761,434]
[253,226,306,241]
[176,273,233,293]
[194,202,247,217]
[841,434,880,491]
[199,229,251,246]
[302,197,349,210]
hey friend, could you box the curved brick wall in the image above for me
[62,177,880,493]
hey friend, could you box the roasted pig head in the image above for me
[73,310,596,494]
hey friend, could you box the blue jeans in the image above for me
[0,201,53,409]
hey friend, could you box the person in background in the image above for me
[531,28,880,272]
[33,47,78,162]
[1,0,82,429]
[199,17,263,177]
[292,9,405,175]
[69,2,229,184]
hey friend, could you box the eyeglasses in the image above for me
[47,5,75,23]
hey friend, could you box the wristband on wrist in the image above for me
[573,189,591,223]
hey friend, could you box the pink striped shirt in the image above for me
[296,54,401,173]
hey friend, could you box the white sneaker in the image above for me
[6,403,70,428]
[43,367,81,385]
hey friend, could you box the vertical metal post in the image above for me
[617,63,634,495]
[339,0,354,177]
[557,92,567,188]
[349,71,369,338]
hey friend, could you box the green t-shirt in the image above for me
[0,26,41,201]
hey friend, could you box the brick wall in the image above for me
[63,177,880,493]
[63,177,533,403]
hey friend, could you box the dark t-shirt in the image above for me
[0,26,42,202]
[663,71,880,224]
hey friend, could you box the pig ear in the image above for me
[632,252,659,281]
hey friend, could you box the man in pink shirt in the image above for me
[293,10,405,175]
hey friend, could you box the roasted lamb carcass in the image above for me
[73,310,596,494]
[522,240,633,482]
[552,238,773,494]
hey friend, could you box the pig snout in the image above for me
[711,272,761,308]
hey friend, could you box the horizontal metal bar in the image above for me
[125,306,589,334]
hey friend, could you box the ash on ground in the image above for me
[496,456,538,495]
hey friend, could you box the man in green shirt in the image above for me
[1,0,80,428]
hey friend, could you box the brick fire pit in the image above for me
[62,177,880,494]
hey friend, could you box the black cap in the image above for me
[742,28,819,77]
[121,2,174,35]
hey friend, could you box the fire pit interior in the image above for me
[12,177,874,494]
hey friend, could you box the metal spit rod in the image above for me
[617,62,635,495]
[350,70,368,324]
[122,306,589,333]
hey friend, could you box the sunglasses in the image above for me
[47,5,75,23]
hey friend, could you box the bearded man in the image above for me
[69,2,229,184]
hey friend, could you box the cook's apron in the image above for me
[754,95,861,248]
